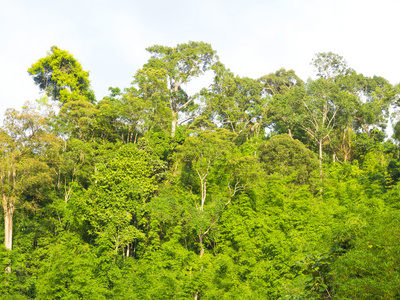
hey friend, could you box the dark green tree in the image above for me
[259,134,319,184]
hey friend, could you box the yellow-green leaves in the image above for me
[78,143,157,258]
[28,46,92,104]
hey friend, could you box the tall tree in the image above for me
[295,52,358,175]
[28,46,94,105]
[260,68,304,96]
[298,78,357,178]
[29,46,98,143]
[177,128,258,299]
[76,144,157,260]
[0,103,59,253]
[205,63,267,140]
[133,41,217,137]
[259,68,304,137]
[311,52,351,80]
[338,73,395,135]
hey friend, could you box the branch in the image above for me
[178,116,194,125]
[178,96,195,111]
[300,124,316,139]
[226,179,246,206]
[174,81,181,92]
[326,104,338,130]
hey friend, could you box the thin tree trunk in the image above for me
[3,195,14,273]
[195,231,205,300]
[319,140,323,181]
[4,209,13,251]
[171,117,177,138]
[199,231,205,259]
[3,195,14,251]
[200,179,206,211]
[130,130,135,144]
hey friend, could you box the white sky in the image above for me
[1,0,400,124]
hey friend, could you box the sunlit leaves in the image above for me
[28,46,93,104]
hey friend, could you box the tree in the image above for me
[28,47,98,144]
[178,129,236,214]
[176,129,259,299]
[177,128,258,253]
[28,46,94,104]
[311,52,351,80]
[205,63,267,140]
[133,41,217,138]
[298,78,357,178]
[259,68,304,137]
[75,144,157,261]
[115,86,156,142]
[258,134,319,185]
[260,68,304,96]
[339,73,394,135]
[268,85,305,138]
[0,103,59,253]
[57,99,98,141]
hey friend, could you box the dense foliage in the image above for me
[2,42,400,299]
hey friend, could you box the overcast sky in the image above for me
[1,0,399,122]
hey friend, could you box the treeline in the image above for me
[1,42,400,299]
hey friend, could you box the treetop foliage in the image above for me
[28,46,94,104]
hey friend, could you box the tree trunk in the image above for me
[200,178,206,211]
[199,231,205,259]
[3,195,14,251]
[318,140,323,180]
[171,117,177,138]
[195,231,205,300]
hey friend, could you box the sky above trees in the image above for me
[1,0,400,121]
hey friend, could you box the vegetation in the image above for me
[1,43,400,299]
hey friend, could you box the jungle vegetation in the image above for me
[1,43,400,299]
